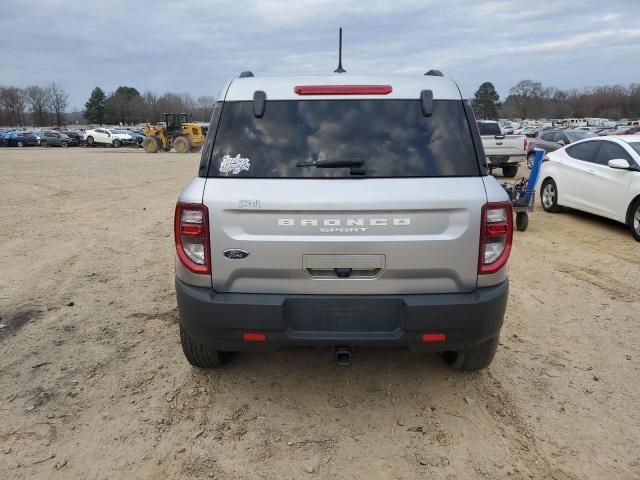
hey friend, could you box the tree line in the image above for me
[84,86,215,126]
[0,83,69,127]
[0,83,215,127]
[473,80,640,121]
[4,79,640,127]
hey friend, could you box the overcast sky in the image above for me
[2,0,639,110]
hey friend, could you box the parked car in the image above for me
[1,130,38,147]
[84,128,132,147]
[526,129,596,168]
[477,120,526,177]
[30,130,46,145]
[538,135,640,241]
[174,72,512,371]
[612,126,640,135]
[60,130,84,144]
[112,128,142,146]
[42,131,78,147]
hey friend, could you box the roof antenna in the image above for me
[334,27,346,73]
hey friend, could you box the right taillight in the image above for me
[542,155,550,163]
[174,203,211,274]
[479,202,513,275]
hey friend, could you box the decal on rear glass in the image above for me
[219,154,250,175]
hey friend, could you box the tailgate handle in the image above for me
[306,267,382,279]
[335,268,352,278]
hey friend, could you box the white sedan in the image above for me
[84,128,133,148]
[538,135,640,241]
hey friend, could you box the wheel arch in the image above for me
[625,194,640,225]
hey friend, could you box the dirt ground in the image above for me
[0,147,638,480]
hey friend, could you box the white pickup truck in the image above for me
[477,120,526,178]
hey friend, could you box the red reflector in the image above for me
[422,333,446,343]
[542,156,550,163]
[486,223,508,236]
[180,223,203,237]
[242,332,266,342]
[294,85,392,96]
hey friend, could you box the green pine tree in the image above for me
[84,87,106,125]
[472,82,501,120]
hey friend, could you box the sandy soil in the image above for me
[0,147,639,480]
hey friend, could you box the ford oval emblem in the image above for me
[223,248,249,259]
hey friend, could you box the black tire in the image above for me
[143,137,159,153]
[17,141,24,148]
[180,325,225,368]
[173,135,190,153]
[86,136,94,146]
[502,165,518,178]
[526,152,535,169]
[41,141,48,147]
[629,198,640,242]
[516,212,529,231]
[112,139,121,148]
[442,335,500,371]
[61,141,68,148]
[541,178,561,213]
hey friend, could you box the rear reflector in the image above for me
[294,85,393,96]
[242,332,267,342]
[422,333,446,343]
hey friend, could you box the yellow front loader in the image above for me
[143,113,205,153]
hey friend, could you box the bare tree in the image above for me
[196,95,216,121]
[0,87,26,126]
[24,85,49,126]
[47,82,69,127]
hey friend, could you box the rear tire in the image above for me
[17,141,24,148]
[41,141,48,147]
[180,326,225,368]
[86,136,94,146]
[541,178,561,213]
[502,165,518,178]
[112,139,121,148]
[173,135,190,153]
[61,141,68,148]
[442,335,500,371]
[629,198,640,242]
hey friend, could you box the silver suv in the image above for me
[175,72,512,370]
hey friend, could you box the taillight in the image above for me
[479,202,513,275]
[542,155,550,163]
[174,203,210,274]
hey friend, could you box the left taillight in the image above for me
[174,203,211,275]
[479,202,513,275]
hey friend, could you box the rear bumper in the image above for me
[486,155,525,166]
[176,278,508,352]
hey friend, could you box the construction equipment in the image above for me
[143,113,205,154]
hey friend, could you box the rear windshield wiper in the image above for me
[296,158,366,175]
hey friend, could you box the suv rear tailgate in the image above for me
[204,177,486,295]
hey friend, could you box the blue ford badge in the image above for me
[223,249,249,259]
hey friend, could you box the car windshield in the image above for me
[205,99,480,178]
[567,131,596,142]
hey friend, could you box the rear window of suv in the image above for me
[203,99,480,178]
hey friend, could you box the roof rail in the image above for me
[425,69,443,77]
[239,71,254,78]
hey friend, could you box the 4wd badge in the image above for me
[223,249,250,259]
